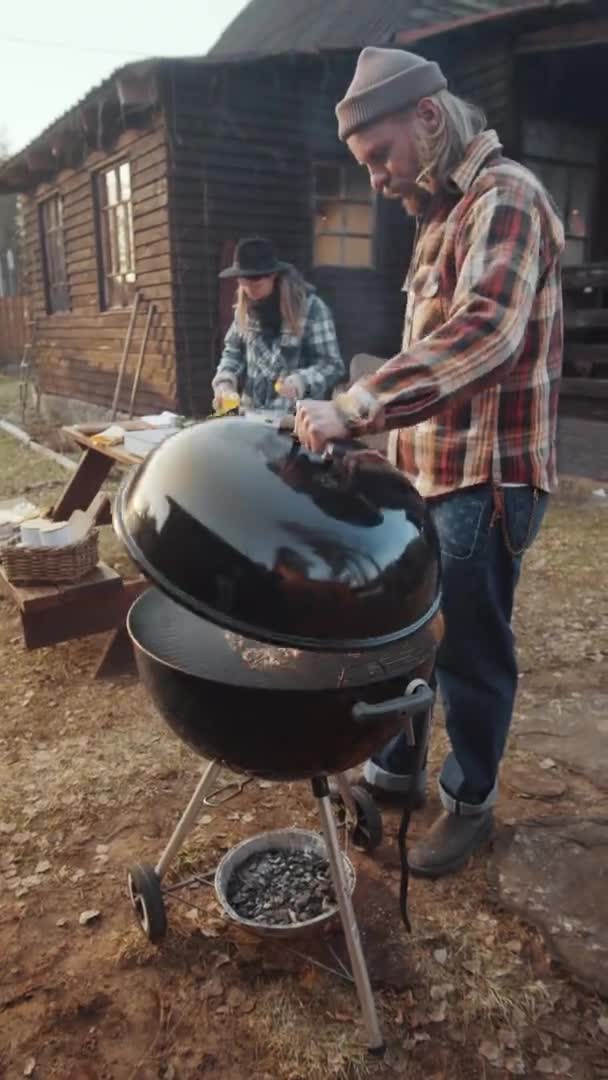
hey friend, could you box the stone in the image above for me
[512,695,608,791]
[495,817,608,996]
[79,909,101,926]
[507,763,567,800]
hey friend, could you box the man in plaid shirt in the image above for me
[295,47,564,877]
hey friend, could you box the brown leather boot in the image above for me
[408,810,494,878]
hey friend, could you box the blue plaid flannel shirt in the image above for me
[213,290,344,413]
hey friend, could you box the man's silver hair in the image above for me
[415,90,487,188]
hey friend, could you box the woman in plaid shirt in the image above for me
[295,48,564,878]
[213,237,344,415]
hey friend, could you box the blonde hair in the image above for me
[235,268,308,336]
[414,89,486,189]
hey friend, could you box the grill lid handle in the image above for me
[352,681,434,726]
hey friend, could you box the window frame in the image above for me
[94,158,136,311]
[522,121,598,266]
[38,193,70,315]
[312,161,376,270]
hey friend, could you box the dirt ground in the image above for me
[0,400,607,1079]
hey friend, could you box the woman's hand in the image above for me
[294,400,349,453]
[212,382,238,412]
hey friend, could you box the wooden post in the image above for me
[128,302,155,417]
[111,291,141,420]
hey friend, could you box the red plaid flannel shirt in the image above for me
[345,130,565,498]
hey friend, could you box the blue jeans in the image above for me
[364,485,549,814]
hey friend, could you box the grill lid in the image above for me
[114,415,440,650]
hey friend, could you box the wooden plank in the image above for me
[565,308,608,331]
[95,580,149,678]
[50,446,115,519]
[560,377,608,400]
[516,17,608,54]
[0,568,58,612]
[60,425,149,466]
[0,561,121,615]
[21,574,145,650]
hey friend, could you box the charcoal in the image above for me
[226,847,337,926]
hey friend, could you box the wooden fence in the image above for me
[0,296,27,364]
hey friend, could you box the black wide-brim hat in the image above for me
[219,236,290,279]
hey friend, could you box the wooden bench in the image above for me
[0,421,152,678]
[0,560,147,667]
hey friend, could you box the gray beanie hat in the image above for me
[336,47,447,141]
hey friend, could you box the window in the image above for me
[522,122,598,266]
[39,195,69,313]
[96,161,136,309]
[313,163,375,268]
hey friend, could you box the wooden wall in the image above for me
[0,295,27,364]
[22,117,177,414]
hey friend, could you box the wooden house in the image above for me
[0,0,606,418]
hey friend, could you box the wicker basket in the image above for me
[1,529,99,585]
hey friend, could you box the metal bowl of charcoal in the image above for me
[114,414,442,1054]
[215,829,355,938]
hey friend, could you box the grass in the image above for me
[243,981,372,1080]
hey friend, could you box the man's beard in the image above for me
[382,179,432,217]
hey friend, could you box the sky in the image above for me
[0,0,250,156]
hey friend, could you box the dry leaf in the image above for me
[499,1029,518,1050]
[429,1001,447,1023]
[536,1055,571,1075]
[409,1009,427,1029]
[479,1039,503,1066]
[200,975,224,1001]
[35,860,51,874]
[327,1011,354,1023]
[23,1059,36,1077]
[227,986,246,1009]
[504,1053,526,1075]
[199,815,213,825]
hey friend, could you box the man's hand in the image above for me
[294,400,349,453]
[276,373,304,401]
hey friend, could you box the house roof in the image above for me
[0,0,595,193]
[209,0,547,58]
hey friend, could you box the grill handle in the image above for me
[352,682,434,726]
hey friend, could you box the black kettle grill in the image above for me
[114,415,442,1054]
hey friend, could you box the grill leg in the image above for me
[313,777,385,1055]
[155,759,221,879]
[333,772,357,818]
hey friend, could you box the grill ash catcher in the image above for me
[114,415,441,1054]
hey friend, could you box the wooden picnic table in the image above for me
[0,421,153,678]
